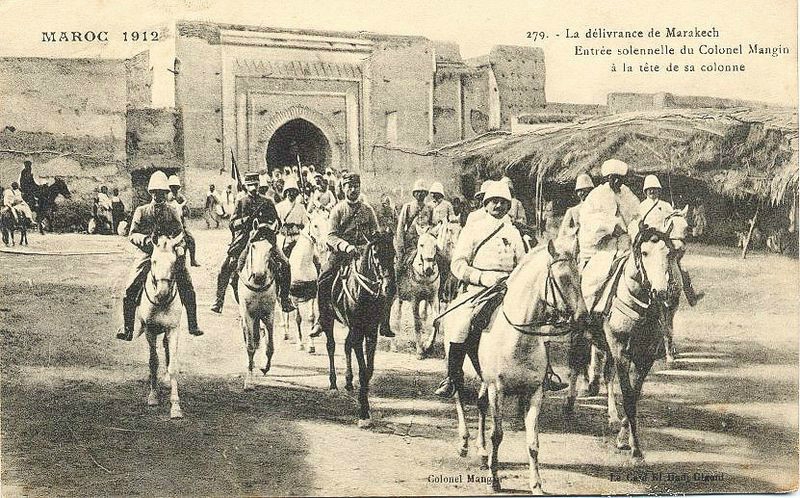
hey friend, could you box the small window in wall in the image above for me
[385,111,398,145]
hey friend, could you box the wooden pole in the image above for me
[741,203,760,259]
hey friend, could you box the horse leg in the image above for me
[326,327,337,390]
[587,345,604,396]
[353,334,372,427]
[306,299,316,354]
[162,333,171,384]
[344,334,354,391]
[487,382,504,492]
[261,313,274,375]
[390,299,401,353]
[454,385,470,457]
[243,314,259,391]
[295,302,304,351]
[146,332,159,406]
[365,329,377,382]
[167,329,183,419]
[476,383,489,468]
[605,352,621,428]
[282,310,291,341]
[625,358,654,461]
[663,308,676,367]
[525,386,545,494]
[413,297,424,358]
[614,355,636,454]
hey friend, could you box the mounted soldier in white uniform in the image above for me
[276,176,309,257]
[559,173,594,257]
[433,181,568,398]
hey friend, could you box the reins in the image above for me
[242,236,275,293]
[144,271,178,307]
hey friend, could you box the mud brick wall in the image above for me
[0,56,130,206]
[488,45,546,128]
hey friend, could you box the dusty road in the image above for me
[1,223,797,495]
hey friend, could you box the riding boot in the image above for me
[272,249,296,313]
[680,268,703,306]
[177,268,203,337]
[310,269,336,338]
[186,231,200,266]
[117,277,145,341]
[434,342,467,398]
[542,341,568,392]
[211,256,235,313]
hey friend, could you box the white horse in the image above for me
[436,219,462,309]
[444,239,587,494]
[282,227,321,354]
[393,230,439,357]
[238,221,277,391]
[138,232,186,419]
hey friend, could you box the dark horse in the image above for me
[1,207,28,246]
[325,230,395,427]
[23,177,71,234]
[566,224,678,462]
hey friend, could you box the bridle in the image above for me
[632,224,675,296]
[501,256,580,336]
[144,266,178,307]
[411,239,439,285]
[242,230,275,293]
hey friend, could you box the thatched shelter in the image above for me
[455,107,797,247]
[457,106,797,204]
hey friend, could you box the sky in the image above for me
[0,0,797,107]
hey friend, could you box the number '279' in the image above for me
[526,31,546,41]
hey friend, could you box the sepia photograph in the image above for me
[0,0,797,495]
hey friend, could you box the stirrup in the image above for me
[433,377,456,398]
[543,370,568,392]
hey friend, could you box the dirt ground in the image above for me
[1,221,798,496]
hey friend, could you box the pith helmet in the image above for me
[429,182,444,195]
[600,158,629,177]
[167,174,181,187]
[475,180,492,199]
[644,175,662,190]
[147,171,170,192]
[244,173,260,186]
[259,174,271,188]
[482,181,512,203]
[283,176,300,194]
[412,179,428,193]
[575,173,594,191]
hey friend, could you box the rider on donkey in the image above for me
[434,181,569,398]
[168,175,200,267]
[117,171,204,341]
[639,174,702,306]
[311,172,396,338]
[211,172,295,314]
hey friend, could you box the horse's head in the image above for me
[308,209,330,254]
[544,237,588,325]
[247,220,274,287]
[632,225,675,302]
[415,231,439,278]
[436,220,461,260]
[150,232,184,300]
[664,205,689,253]
[366,229,396,271]
[52,177,71,199]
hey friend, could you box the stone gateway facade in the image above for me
[0,21,548,209]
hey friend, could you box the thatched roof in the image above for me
[458,107,798,204]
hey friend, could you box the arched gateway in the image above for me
[259,106,343,173]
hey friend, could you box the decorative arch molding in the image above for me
[254,105,344,169]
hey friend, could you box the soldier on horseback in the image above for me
[311,172,396,338]
[117,171,204,341]
[639,174,702,306]
[211,172,295,314]
[559,173,595,255]
[434,181,568,398]
[395,179,433,263]
[429,182,455,230]
[19,160,40,213]
[276,176,309,257]
[168,175,200,267]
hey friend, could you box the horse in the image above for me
[238,221,278,391]
[324,230,395,428]
[393,230,440,357]
[137,232,186,419]
[0,207,28,246]
[436,219,462,308]
[26,177,71,234]
[442,238,587,494]
[280,227,321,354]
[566,223,679,462]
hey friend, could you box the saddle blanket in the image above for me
[582,251,628,315]
[438,283,507,344]
[290,280,317,301]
